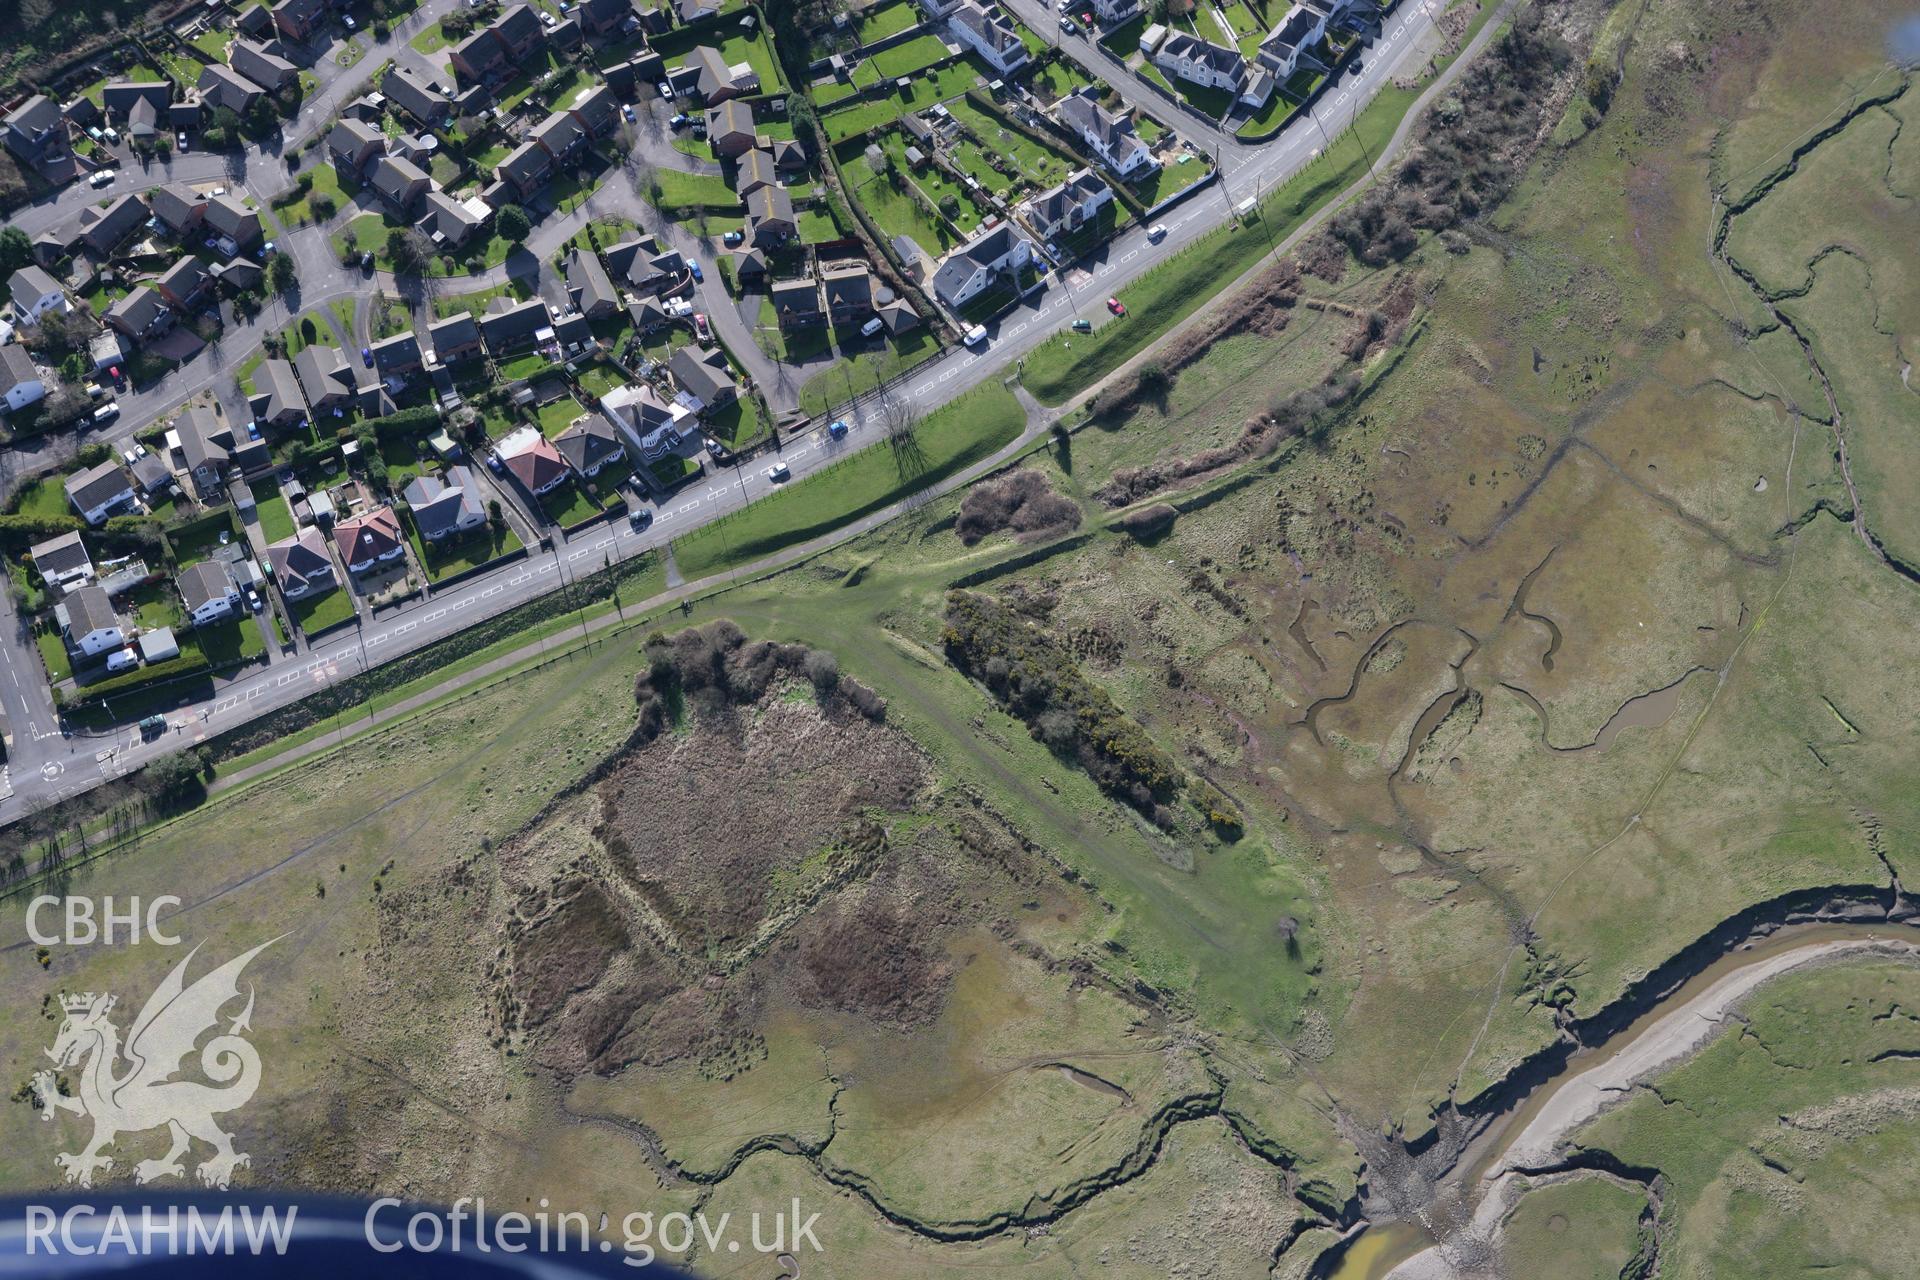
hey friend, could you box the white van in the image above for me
[859,316,884,338]
[107,648,139,674]
[963,324,988,348]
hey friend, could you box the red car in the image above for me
[1106,296,1126,316]
[692,313,713,344]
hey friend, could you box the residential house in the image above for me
[453,2,547,79]
[370,155,432,215]
[125,95,165,142]
[153,255,214,311]
[78,193,148,256]
[231,38,299,93]
[401,466,487,541]
[175,407,233,497]
[819,259,875,324]
[237,3,275,38]
[3,96,68,165]
[552,413,624,477]
[388,131,435,167]
[1089,0,1141,21]
[169,92,204,133]
[177,561,240,627]
[916,0,963,16]
[479,297,551,354]
[770,275,822,327]
[60,585,126,657]
[426,313,483,364]
[492,3,549,58]
[495,140,552,201]
[948,2,1030,76]
[877,296,922,334]
[267,527,335,597]
[568,84,621,137]
[0,344,46,413]
[1021,166,1114,245]
[204,194,264,252]
[498,430,570,495]
[600,381,690,458]
[1143,26,1249,95]
[8,265,68,322]
[930,221,1033,308]
[1056,86,1157,179]
[634,3,671,33]
[148,184,204,237]
[208,253,255,288]
[735,147,779,197]
[295,343,356,411]
[334,505,407,574]
[745,184,796,247]
[381,67,451,128]
[566,248,620,318]
[769,136,808,173]
[103,286,174,345]
[1255,0,1343,83]
[271,0,331,42]
[606,236,685,292]
[529,108,588,163]
[370,332,423,377]
[29,530,95,594]
[64,96,101,130]
[705,99,756,157]
[127,449,172,496]
[578,0,633,35]
[668,345,737,411]
[198,64,267,115]
[101,82,173,125]
[450,28,510,83]
[627,294,669,333]
[687,45,759,105]
[249,358,308,429]
[552,310,593,352]
[417,190,487,250]
[735,247,768,284]
[64,459,137,525]
[328,118,386,171]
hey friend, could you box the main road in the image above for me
[0,0,1477,825]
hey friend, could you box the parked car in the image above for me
[85,381,104,399]
[964,324,989,347]
[722,230,743,246]
[764,461,791,483]
[486,452,504,473]
[343,12,355,28]
[102,126,120,144]
[629,507,653,530]
[246,589,263,613]
[688,261,704,283]
[360,346,374,367]
[859,316,884,338]
[1106,296,1126,316]
[1060,17,1075,32]
[1147,222,1169,241]
[93,402,119,424]
[657,81,674,99]
[827,419,848,440]
[89,169,115,188]
[668,112,689,129]
[1070,318,1092,333]
[621,104,636,122]
[138,714,168,739]
[176,131,189,150]
[692,313,712,343]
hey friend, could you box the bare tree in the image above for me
[880,392,925,478]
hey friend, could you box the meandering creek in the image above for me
[1326,921,1920,1280]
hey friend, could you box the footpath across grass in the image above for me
[673,385,1025,580]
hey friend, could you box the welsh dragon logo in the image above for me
[32,941,276,1190]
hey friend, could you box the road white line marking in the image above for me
[482,585,504,598]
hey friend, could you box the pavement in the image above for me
[0,0,1474,824]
